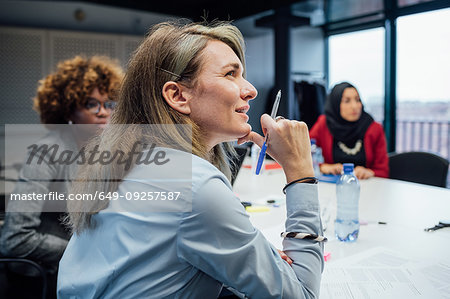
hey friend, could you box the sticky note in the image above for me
[246,206,270,213]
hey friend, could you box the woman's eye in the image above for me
[226,70,235,77]
[86,101,98,108]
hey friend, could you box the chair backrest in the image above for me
[0,222,48,299]
[0,257,48,299]
[230,145,249,186]
[388,151,449,188]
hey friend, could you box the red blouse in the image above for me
[310,115,389,178]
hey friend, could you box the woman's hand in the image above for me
[354,166,374,180]
[277,249,293,266]
[320,163,343,175]
[237,114,314,183]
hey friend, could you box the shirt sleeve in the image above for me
[310,115,330,164]
[0,146,68,268]
[309,118,321,143]
[367,124,389,178]
[176,176,324,298]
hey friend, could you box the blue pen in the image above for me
[255,90,281,175]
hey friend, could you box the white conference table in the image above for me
[233,161,450,297]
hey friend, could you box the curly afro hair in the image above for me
[33,55,124,124]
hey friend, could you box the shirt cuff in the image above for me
[285,183,319,215]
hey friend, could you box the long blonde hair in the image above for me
[67,21,246,234]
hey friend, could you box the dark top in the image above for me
[0,128,77,274]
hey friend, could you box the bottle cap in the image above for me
[310,138,316,145]
[343,163,354,173]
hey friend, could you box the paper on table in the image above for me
[416,262,450,299]
[327,247,415,268]
[320,247,445,299]
[320,266,440,299]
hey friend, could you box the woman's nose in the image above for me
[241,80,258,101]
[351,100,360,109]
[96,104,110,117]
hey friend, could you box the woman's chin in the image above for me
[216,125,252,144]
[236,126,252,140]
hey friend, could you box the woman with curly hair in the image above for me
[0,55,123,298]
[34,55,123,125]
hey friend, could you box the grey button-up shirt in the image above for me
[58,148,324,298]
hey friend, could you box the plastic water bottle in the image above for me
[310,139,323,177]
[335,163,360,242]
[251,143,262,175]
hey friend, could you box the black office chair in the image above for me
[0,192,48,299]
[388,151,449,188]
[0,257,48,299]
[0,221,48,299]
[230,145,249,186]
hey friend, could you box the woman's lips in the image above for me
[235,105,250,114]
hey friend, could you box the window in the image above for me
[396,8,450,160]
[328,27,385,122]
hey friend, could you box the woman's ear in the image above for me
[162,81,191,115]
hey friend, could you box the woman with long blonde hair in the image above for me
[58,21,324,298]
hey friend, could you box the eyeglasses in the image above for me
[84,97,117,114]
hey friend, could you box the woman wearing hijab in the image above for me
[310,82,389,179]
